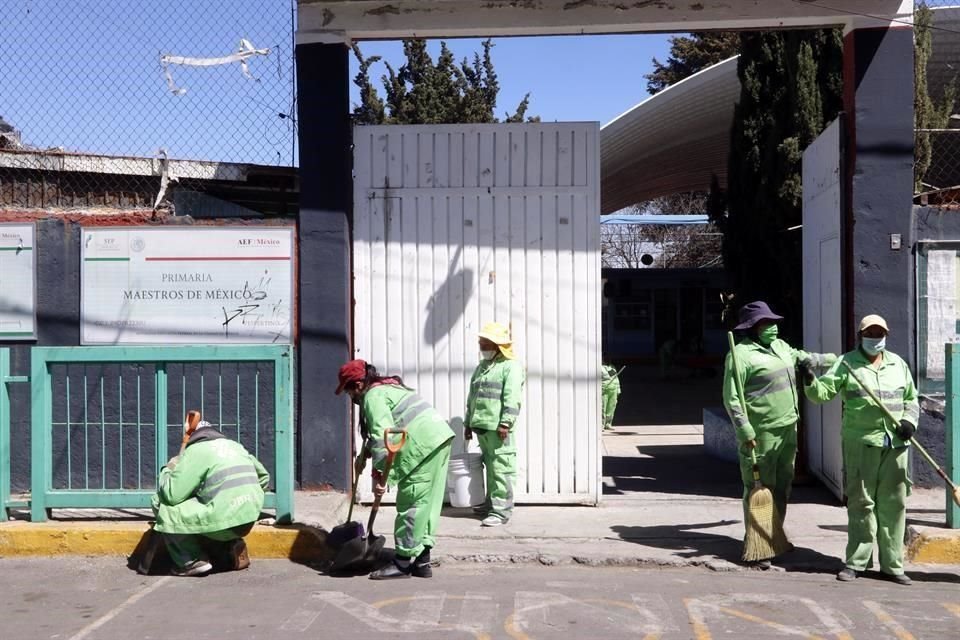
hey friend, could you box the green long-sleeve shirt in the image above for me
[723,337,836,441]
[360,383,455,485]
[804,348,919,447]
[601,365,621,396]
[465,354,525,431]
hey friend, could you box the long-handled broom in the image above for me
[841,360,960,508]
[728,332,791,561]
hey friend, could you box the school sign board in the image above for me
[81,227,294,345]
[0,224,37,340]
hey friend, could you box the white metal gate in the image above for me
[802,118,844,499]
[352,123,601,504]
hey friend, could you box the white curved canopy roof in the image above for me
[601,56,739,214]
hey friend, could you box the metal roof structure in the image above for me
[600,56,739,214]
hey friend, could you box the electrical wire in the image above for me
[789,0,960,36]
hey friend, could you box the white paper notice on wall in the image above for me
[925,249,957,379]
[0,224,36,340]
[81,227,294,345]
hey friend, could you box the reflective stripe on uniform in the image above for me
[502,406,520,416]
[745,378,794,400]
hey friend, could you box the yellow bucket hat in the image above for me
[478,321,515,360]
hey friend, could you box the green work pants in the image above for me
[842,441,909,576]
[162,522,254,568]
[477,428,517,523]
[394,438,453,559]
[738,424,796,542]
[602,389,619,429]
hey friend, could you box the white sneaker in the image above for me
[481,516,505,527]
[172,559,213,577]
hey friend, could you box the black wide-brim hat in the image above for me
[734,301,783,330]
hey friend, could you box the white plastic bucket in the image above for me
[446,452,485,507]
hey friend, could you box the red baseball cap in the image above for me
[335,359,368,394]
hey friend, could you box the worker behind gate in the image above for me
[336,359,455,580]
[464,321,526,527]
[151,421,270,577]
[601,360,622,431]
[723,301,836,569]
[804,314,918,586]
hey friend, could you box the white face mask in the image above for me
[861,336,886,356]
[480,350,498,361]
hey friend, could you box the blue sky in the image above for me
[349,35,673,126]
[2,1,672,166]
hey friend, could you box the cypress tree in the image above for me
[720,29,843,339]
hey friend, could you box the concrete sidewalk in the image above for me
[0,425,958,571]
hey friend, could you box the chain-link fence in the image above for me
[916,2,960,206]
[0,1,297,216]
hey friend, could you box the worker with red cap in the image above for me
[336,359,454,580]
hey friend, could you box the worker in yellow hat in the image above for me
[464,321,525,526]
[804,314,918,586]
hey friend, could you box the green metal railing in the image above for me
[944,343,960,528]
[28,345,294,523]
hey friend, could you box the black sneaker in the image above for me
[836,568,860,582]
[753,560,771,570]
[411,548,432,578]
[369,561,412,580]
[171,559,213,577]
[883,572,912,586]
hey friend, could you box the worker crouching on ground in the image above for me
[151,421,270,577]
[723,301,836,568]
[601,361,622,431]
[336,359,455,580]
[803,314,918,586]
[465,322,526,527]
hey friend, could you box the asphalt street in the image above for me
[3,558,959,640]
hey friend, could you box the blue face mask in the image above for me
[861,336,886,356]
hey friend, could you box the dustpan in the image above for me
[329,429,406,573]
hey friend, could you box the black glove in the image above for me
[464,426,473,441]
[799,362,815,386]
[896,420,916,441]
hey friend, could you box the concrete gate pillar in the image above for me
[294,41,352,490]
[842,15,915,361]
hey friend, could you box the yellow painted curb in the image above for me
[0,521,328,561]
[906,526,960,564]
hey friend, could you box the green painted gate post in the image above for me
[30,348,51,522]
[0,349,10,519]
[947,343,960,529]
[274,347,294,524]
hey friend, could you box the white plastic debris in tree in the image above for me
[160,39,270,96]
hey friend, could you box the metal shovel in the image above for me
[329,429,407,573]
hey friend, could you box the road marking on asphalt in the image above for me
[66,577,172,640]
[863,601,917,640]
[505,592,663,639]
[458,592,499,640]
[944,602,960,618]
[280,604,327,632]
[308,591,491,637]
[684,593,852,640]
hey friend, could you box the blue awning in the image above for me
[600,214,710,225]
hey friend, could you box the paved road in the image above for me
[2,558,959,639]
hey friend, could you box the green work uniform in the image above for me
[151,428,270,568]
[361,383,455,559]
[804,348,918,577]
[723,337,835,540]
[601,365,621,430]
[465,354,525,523]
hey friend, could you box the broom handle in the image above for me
[841,360,960,501]
[727,332,761,479]
[366,429,408,536]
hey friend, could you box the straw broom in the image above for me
[841,361,960,508]
[728,332,791,562]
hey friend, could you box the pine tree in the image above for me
[351,39,537,125]
[645,32,740,94]
[719,29,843,339]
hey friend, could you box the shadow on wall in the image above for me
[424,246,474,346]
